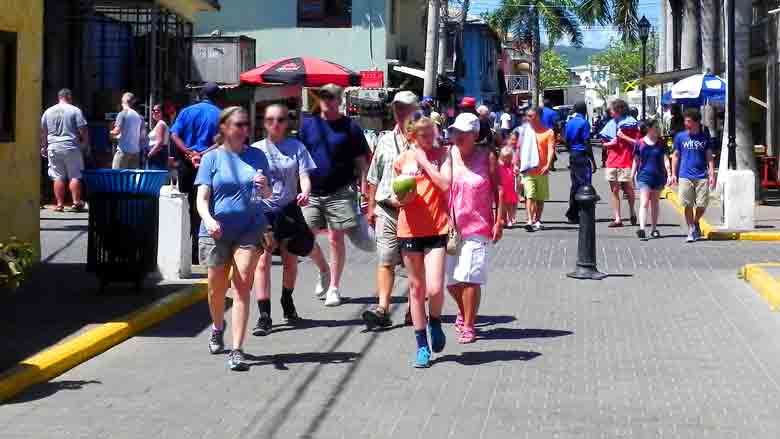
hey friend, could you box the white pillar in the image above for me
[423,0,441,99]
[157,185,192,280]
[681,0,701,69]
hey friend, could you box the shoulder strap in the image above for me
[448,146,457,230]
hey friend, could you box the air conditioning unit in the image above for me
[191,35,256,84]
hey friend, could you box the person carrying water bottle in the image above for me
[195,106,272,371]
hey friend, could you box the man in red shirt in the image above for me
[600,99,639,227]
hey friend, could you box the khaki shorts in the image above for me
[605,167,632,183]
[375,213,401,266]
[198,230,264,268]
[47,148,84,181]
[112,150,140,169]
[303,186,359,231]
[678,178,709,208]
[522,174,549,201]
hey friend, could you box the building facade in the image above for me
[195,0,394,79]
[0,0,44,254]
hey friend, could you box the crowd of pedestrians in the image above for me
[39,78,719,371]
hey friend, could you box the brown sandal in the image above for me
[608,221,623,228]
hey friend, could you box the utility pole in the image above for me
[423,0,441,99]
[455,0,469,82]
[437,0,448,77]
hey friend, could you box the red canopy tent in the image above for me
[240,57,361,87]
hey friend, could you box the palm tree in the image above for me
[577,0,640,44]
[497,0,584,106]
[719,0,757,181]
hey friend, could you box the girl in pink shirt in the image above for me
[498,146,518,226]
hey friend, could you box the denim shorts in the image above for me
[636,181,664,192]
[198,229,264,268]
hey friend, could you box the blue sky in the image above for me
[468,0,662,49]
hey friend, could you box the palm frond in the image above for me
[576,0,611,26]
[613,0,639,43]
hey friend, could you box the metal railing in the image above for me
[506,74,531,93]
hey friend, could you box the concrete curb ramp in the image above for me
[0,282,207,402]
[661,187,780,241]
[739,263,780,311]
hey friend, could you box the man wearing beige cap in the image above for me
[299,84,370,307]
[363,90,418,329]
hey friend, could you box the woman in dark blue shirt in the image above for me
[619,119,670,240]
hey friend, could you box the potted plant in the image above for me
[0,238,35,294]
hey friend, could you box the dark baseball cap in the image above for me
[202,82,220,99]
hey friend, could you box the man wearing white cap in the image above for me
[363,90,419,329]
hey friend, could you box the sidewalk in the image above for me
[4,158,780,438]
[0,210,202,373]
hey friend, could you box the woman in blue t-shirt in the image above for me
[619,119,670,240]
[195,106,272,371]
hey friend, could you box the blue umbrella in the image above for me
[672,73,726,102]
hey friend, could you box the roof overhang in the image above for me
[393,65,425,80]
[638,66,702,87]
[157,0,219,21]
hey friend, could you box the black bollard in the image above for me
[567,185,607,280]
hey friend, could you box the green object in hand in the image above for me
[392,175,417,198]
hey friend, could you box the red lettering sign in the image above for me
[361,70,384,88]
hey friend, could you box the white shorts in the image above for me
[446,236,491,286]
[48,148,84,181]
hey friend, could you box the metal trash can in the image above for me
[82,170,168,292]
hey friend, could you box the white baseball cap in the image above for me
[392,90,419,106]
[448,113,480,133]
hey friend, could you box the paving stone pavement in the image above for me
[4,156,780,439]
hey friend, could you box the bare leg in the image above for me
[376,265,395,311]
[684,207,695,227]
[230,247,261,350]
[254,249,272,301]
[53,179,66,207]
[649,191,661,231]
[461,283,481,329]
[280,246,298,290]
[424,248,446,319]
[537,201,545,223]
[308,239,330,274]
[403,252,427,331]
[327,229,347,289]
[610,181,622,222]
[69,179,83,205]
[694,207,707,223]
[207,265,230,330]
[639,189,650,230]
[448,284,465,317]
[623,181,636,218]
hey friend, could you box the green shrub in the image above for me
[0,238,35,291]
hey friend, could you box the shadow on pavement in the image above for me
[479,328,573,340]
[1,262,198,372]
[244,352,360,370]
[345,296,409,305]
[434,350,541,365]
[269,318,365,334]
[6,379,103,404]
[440,314,517,327]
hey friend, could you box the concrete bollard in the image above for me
[157,185,192,280]
[567,185,607,280]
[722,169,755,231]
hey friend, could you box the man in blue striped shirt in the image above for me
[564,101,594,223]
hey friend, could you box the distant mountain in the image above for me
[549,45,604,67]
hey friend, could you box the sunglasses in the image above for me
[152,109,162,113]
[265,117,288,124]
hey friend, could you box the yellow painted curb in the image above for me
[0,282,207,402]
[661,187,780,241]
[739,263,780,311]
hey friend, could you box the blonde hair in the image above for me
[214,106,248,145]
[122,92,135,106]
[406,117,435,143]
[499,146,513,162]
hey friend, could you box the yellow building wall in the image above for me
[0,0,43,258]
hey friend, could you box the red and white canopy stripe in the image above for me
[240,57,361,87]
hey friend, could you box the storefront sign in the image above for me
[361,70,384,88]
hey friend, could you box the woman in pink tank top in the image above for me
[444,113,505,344]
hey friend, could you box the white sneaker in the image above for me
[315,271,330,300]
[324,287,342,307]
[533,221,543,231]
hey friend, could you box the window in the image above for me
[0,31,16,143]
[298,0,352,28]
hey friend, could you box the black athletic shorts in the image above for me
[398,235,448,253]
[265,202,315,257]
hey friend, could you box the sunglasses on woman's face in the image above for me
[265,117,287,124]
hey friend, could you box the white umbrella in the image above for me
[671,73,726,102]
